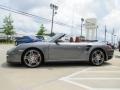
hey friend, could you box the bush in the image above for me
[0,39,15,44]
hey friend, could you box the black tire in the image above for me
[89,49,105,66]
[22,49,42,68]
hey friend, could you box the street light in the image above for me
[50,3,58,36]
[81,18,84,36]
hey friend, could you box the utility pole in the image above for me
[111,28,114,44]
[96,25,98,40]
[118,40,120,52]
[114,35,116,46]
[81,18,84,36]
[50,4,58,36]
[104,25,107,42]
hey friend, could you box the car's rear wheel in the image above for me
[23,49,42,68]
[90,49,105,66]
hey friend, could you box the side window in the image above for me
[59,35,70,42]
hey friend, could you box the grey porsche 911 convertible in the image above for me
[7,33,114,68]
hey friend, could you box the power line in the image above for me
[0,4,51,21]
[0,4,76,28]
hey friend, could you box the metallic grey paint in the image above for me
[7,33,114,64]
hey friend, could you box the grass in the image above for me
[0,40,15,44]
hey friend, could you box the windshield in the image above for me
[45,33,65,42]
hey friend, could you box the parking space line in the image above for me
[59,67,93,90]
[59,67,120,90]
[70,71,120,72]
[69,77,120,80]
[60,67,91,79]
[92,88,120,90]
[62,78,93,90]
[62,79,120,90]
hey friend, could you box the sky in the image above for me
[0,0,120,42]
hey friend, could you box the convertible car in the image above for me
[7,33,114,68]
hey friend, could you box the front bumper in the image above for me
[7,54,21,64]
[7,48,23,64]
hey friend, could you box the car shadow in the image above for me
[1,63,25,69]
[115,55,120,59]
[1,61,112,69]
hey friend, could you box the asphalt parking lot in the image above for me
[0,44,120,90]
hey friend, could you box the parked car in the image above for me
[119,41,120,52]
[7,33,114,68]
[15,36,42,45]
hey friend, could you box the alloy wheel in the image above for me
[91,50,105,66]
[23,49,41,68]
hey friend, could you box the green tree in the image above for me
[37,24,46,35]
[3,14,15,40]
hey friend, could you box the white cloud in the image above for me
[8,0,52,11]
[29,6,51,19]
[11,13,39,35]
[101,9,120,40]
[0,0,120,42]
[55,0,97,25]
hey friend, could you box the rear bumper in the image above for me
[108,56,113,60]
[106,50,114,60]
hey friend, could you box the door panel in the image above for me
[49,43,85,60]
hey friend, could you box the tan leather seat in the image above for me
[70,37,74,42]
[75,37,80,42]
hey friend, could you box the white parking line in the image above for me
[70,71,120,73]
[60,67,91,79]
[59,66,120,90]
[59,67,93,90]
[69,77,120,80]
[92,88,120,90]
[62,78,93,90]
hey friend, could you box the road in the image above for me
[0,44,120,90]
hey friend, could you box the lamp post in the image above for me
[50,3,58,36]
[81,18,84,36]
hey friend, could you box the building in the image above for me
[85,18,97,40]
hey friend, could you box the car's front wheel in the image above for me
[22,49,42,68]
[90,49,105,66]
